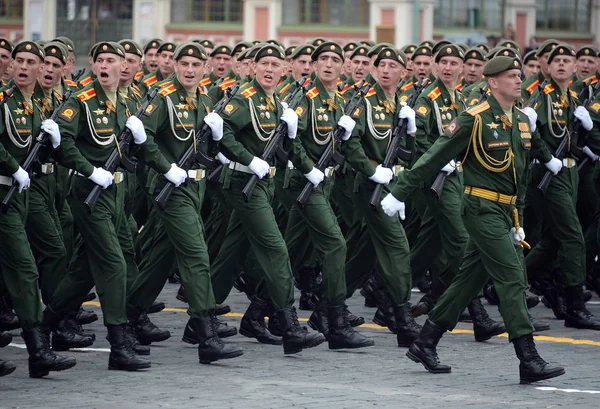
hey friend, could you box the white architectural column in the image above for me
[368,0,434,46]
[24,0,56,41]
[133,0,171,44]
[243,0,278,41]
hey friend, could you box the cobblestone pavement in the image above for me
[1,285,600,409]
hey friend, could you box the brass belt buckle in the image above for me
[113,172,123,184]
[268,167,276,178]
[325,167,334,178]
[393,165,403,176]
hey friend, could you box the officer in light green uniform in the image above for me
[0,40,76,378]
[343,47,421,346]
[524,43,600,330]
[521,39,558,101]
[210,44,325,354]
[381,56,565,383]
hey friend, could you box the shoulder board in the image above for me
[543,84,555,94]
[401,81,414,92]
[336,77,343,86]
[143,75,158,87]
[131,84,142,99]
[79,76,93,87]
[569,89,578,99]
[455,83,464,91]
[525,79,540,94]
[219,78,237,90]
[77,88,97,102]
[241,86,257,99]
[427,87,441,101]
[65,79,78,88]
[278,82,291,96]
[585,74,599,85]
[199,77,212,87]
[306,87,319,100]
[158,83,177,96]
[134,71,144,81]
[158,81,171,89]
[340,84,350,94]
[302,77,312,87]
[365,87,377,98]
[589,101,600,113]
[467,101,490,116]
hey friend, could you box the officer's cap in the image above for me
[455,42,470,53]
[343,41,360,53]
[434,44,464,63]
[523,50,537,65]
[290,44,314,60]
[119,39,143,58]
[349,45,370,60]
[0,38,14,54]
[195,39,214,49]
[242,43,265,61]
[367,43,394,58]
[232,41,253,56]
[92,42,126,62]
[36,40,47,48]
[360,39,376,48]
[266,39,285,49]
[464,47,486,62]
[251,40,263,45]
[210,45,233,57]
[547,43,576,63]
[475,43,490,53]
[374,47,408,68]
[401,44,418,55]
[285,46,296,57]
[43,41,68,65]
[311,37,327,47]
[12,40,45,61]
[483,56,522,76]
[419,40,435,49]
[497,39,521,53]
[311,41,344,62]
[536,39,559,57]
[411,46,433,60]
[174,42,208,61]
[143,38,163,54]
[576,45,598,59]
[431,40,452,57]
[494,47,521,59]
[53,36,74,53]
[157,42,177,54]
[254,44,285,62]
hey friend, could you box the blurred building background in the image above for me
[2,0,599,63]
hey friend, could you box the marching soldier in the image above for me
[521,39,558,100]
[381,56,565,384]
[522,50,540,80]
[0,39,13,86]
[277,44,313,100]
[138,42,177,96]
[135,38,163,83]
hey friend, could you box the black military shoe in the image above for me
[307,305,329,337]
[0,331,12,347]
[215,304,231,316]
[410,294,435,318]
[360,276,379,308]
[483,283,500,305]
[183,316,237,344]
[190,316,243,364]
[345,306,364,327]
[564,285,600,330]
[0,293,20,331]
[540,287,567,319]
[132,312,171,345]
[22,327,77,378]
[0,359,16,377]
[528,312,550,332]
[299,291,313,311]
[52,318,95,351]
[168,270,182,284]
[458,308,472,322]
[82,292,97,302]
[148,301,165,314]
[108,324,151,356]
[526,294,540,309]
[107,324,151,371]
[268,313,282,337]
[239,297,282,345]
[327,304,374,350]
[176,285,188,303]
[406,319,451,374]
[277,306,326,354]
[373,307,398,333]
[468,298,506,342]
[75,307,98,325]
[512,334,565,383]
[394,303,422,347]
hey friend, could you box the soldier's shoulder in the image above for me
[75,84,97,103]
[466,100,491,116]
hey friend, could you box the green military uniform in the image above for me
[391,85,534,340]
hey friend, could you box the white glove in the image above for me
[574,106,593,131]
[338,115,355,141]
[204,112,224,141]
[398,105,417,134]
[544,156,562,175]
[304,167,325,187]
[164,163,187,187]
[441,159,456,174]
[509,227,526,246]
[369,165,393,185]
[521,107,537,132]
[216,152,230,165]
[248,157,270,179]
[583,146,599,162]
[380,193,405,219]
[126,116,147,144]
[280,108,298,139]
[88,167,114,189]
[12,166,30,193]
[41,119,61,148]
[280,101,289,110]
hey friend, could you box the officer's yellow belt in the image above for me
[464,185,516,205]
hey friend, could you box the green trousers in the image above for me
[276,169,347,304]
[344,173,411,304]
[525,165,585,288]
[55,165,74,262]
[0,187,42,330]
[210,169,294,310]
[25,173,69,306]
[429,195,533,341]
[128,177,216,316]
[50,175,131,326]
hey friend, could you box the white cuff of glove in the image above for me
[204,112,224,141]
[216,152,230,165]
[583,146,599,162]
[441,160,456,174]
[521,107,538,132]
[248,157,270,179]
[574,106,594,131]
[338,115,355,141]
[398,106,417,134]
[544,156,562,175]
[304,167,325,187]
[380,193,406,219]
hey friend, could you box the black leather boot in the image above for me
[277,306,326,354]
[0,359,16,377]
[512,334,565,383]
[394,303,423,347]
[410,294,435,318]
[483,283,500,305]
[131,312,171,345]
[540,287,567,319]
[190,316,243,364]
[406,319,451,374]
[183,316,237,344]
[307,304,329,337]
[148,301,165,314]
[82,292,97,302]
[75,307,98,325]
[0,331,12,347]
[373,307,398,333]
[468,298,506,342]
[215,304,231,316]
[51,317,95,351]
[107,324,151,371]
[345,305,364,327]
[22,327,76,378]
[268,312,282,337]
[360,275,378,307]
[327,304,374,350]
[176,285,188,303]
[528,312,550,332]
[0,293,20,331]
[168,269,182,284]
[125,323,150,356]
[564,285,600,330]
[239,297,282,345]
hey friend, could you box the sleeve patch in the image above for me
[223,103,238,116]
[143,102,157,116]
[351,107,363,118]
[415,104,429,117]
[295,106,305,117]
[590,102,600,113]
[58,107,78,122]
[444,119,461,138]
